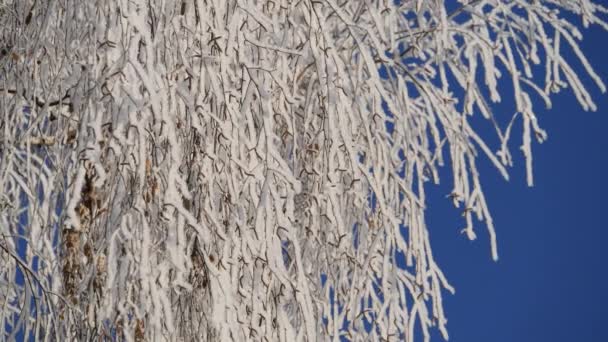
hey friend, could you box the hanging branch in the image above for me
[0,0,605,341]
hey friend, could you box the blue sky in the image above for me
[423,23,608,342]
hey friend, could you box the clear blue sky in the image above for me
[423,24,608,342]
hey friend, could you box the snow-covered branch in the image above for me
[0,0,605,340]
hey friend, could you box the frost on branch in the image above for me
[0,0,605,341]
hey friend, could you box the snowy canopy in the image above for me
[0,0,605,341]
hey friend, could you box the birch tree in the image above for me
[0,0,605,341]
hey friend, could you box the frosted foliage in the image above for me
[0,0,605,341]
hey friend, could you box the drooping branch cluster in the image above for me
[0,0,605,341]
